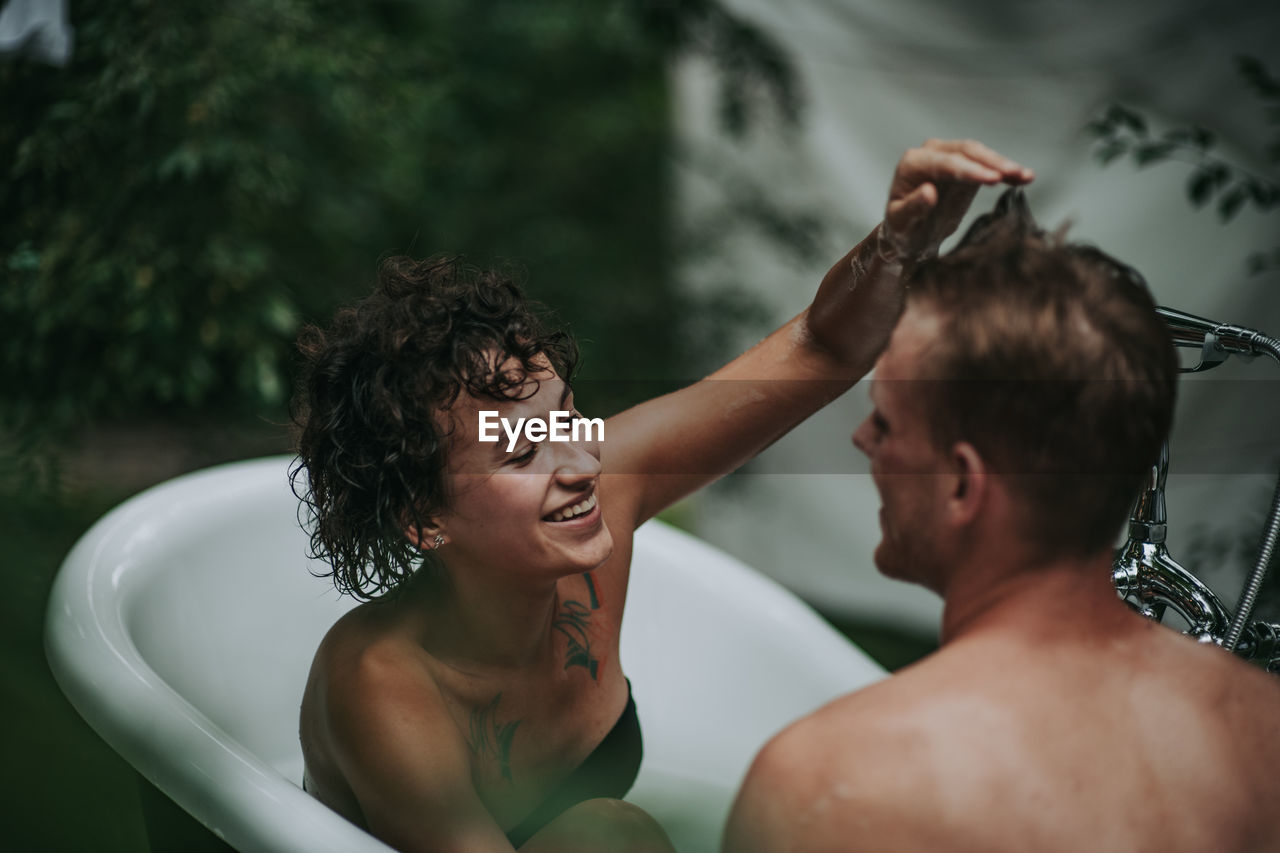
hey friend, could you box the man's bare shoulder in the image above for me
[724,662,973,852]
[726,630,1280,853]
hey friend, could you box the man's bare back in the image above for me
[730,594,1280,852]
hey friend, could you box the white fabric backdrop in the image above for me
[675,0,1280,631]
[0,0,72,65]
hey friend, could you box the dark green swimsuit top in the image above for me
[503,682,643,848]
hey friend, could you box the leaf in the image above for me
[253,349,284,405]
[156,146,202,182]
[1217,185,1248,221]
[1189,126,1215,151]
[47,100,82,121]
[1247,180,1280,209]
[1085,119,1114,139]
[1188,167,1219,207]
[1246,248,1280,277]
[1134,141,1176,166]
[5,243,41,273]
[263,296,298,336]
[1111,105,1148,135]
[1236,55,1280,100]
[1095,138,1129,166]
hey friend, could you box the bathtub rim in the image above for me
[45,456,397,852]
[44,454,885,851]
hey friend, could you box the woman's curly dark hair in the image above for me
[290,256,579,600]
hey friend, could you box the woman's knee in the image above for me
[525,798,675,852]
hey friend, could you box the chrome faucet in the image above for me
[1113,441,1231,641]
[1112,307,1280,670]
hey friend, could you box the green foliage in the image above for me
[1,0,809,488]
[627,0,803,136]
[1088,56,1280,275]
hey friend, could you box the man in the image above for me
[724,190,1280,852]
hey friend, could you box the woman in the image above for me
[292,140,1033,852]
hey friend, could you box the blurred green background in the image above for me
[2,1,933,849]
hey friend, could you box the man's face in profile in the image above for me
[852,307,953,593]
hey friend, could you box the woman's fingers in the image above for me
[881,139,1033,261]
[892,141,1033,198]
[918,138,1035,183]
[895,148,997,189]
[885,182,937,232]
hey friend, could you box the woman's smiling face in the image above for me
[430,357,612,582]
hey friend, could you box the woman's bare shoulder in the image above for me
[300,600,464,813]
[309,602,450,724]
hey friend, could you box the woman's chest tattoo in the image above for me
[467,692,521,784]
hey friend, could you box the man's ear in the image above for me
[946,441,986,526]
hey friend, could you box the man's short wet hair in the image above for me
[905,189,1178,557]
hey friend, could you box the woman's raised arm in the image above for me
[603,140,1033,527]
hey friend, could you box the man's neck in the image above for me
[938,548,1129,647]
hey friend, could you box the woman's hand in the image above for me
[806,139,1033,366]
[879,139,1034,264]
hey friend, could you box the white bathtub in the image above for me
[45,457,885,852]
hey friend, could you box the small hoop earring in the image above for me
[432,533,445,550]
